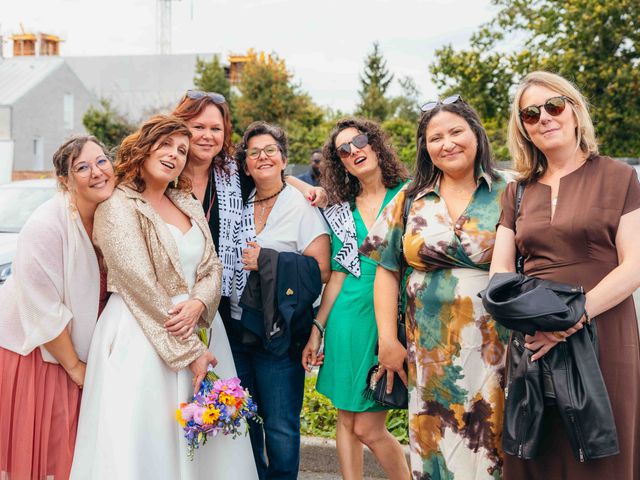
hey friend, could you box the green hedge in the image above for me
[301,374,408,444]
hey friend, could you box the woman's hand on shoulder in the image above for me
[242,241,261,271]
[165,299,206,340]
[307,187,328,208]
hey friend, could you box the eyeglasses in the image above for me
[71,157,112,178]
[420,94,462,112]
[185,90,226,104]
[336,134,369,159]
[247,144,280,160]
[519,96,571,125]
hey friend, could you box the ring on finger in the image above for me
[552,331,564,340]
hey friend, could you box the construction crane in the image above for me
[156,0,181,55]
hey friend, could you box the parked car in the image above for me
[0,179,57,284]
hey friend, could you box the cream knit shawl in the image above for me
[0,192,100,363]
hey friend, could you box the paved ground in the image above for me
[299,472,384,480]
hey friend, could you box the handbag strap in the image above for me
[398,193,414,319]
[514,183,525,274]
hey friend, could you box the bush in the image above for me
[301,374,408,444]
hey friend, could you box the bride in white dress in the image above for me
[71,115,257,480]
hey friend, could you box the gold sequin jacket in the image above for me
[93,185,222,371]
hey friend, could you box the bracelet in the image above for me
[584,309,591,325]
[312,319,325,338]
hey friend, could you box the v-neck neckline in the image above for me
[354,187,393,232]
[537,158,589,223]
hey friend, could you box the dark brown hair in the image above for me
[53,135,108,186]
[172,93,234,170]
[235,121,289,199]
[406,100,498,197]
[115,115,192,192]
[322,118,409,205]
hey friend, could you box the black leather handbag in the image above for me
[362,194,412,410]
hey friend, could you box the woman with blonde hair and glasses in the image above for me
[491,71,640,479]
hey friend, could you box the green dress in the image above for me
[316,182,404,412]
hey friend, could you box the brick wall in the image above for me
[11,170,55,181]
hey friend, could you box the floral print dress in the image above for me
[361,172,512,480]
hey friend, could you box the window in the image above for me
[63,93,74,130]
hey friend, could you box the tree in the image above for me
[234,51,304,130]
[193,55,232,104]
[355,42,394,122]
[382,117,416,167]
[430,0,640,158]
[83,99,135,153]
[389,76,421,124]
[233,51,329,166]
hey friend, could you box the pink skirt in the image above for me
[0,347,80,480]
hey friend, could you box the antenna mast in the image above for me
[156,0,180,55]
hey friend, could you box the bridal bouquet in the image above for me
[176,366,260,459]
[176,329,260,460]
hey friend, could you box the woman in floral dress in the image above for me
[361,97,511,479]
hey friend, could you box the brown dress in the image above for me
[498,155,640,479]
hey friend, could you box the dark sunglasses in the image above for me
[185,90,226,104]
[519,96,571,125]
[336,133,369,159]
[420,94,462,112]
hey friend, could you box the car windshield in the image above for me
[0,185,56,232]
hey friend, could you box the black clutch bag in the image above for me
[363,317,408,409]
[362,193,412,410]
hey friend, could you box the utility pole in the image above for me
[156,0,180,55]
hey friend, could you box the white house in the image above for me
[0,56,96,182]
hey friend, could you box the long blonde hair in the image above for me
[508,71,598,182]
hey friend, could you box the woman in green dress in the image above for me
[301,118,410,480]
[361,97,512,479]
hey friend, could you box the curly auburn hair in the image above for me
[115,115,192,193]
[321,118,409,205]
[172,92,234,171]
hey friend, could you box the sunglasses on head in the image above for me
[336,133,369,159]
[185,90,226,104]
[420,94,463,112]
[519,96,571,125]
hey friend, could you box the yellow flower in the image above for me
[175,409,186,427]
[203,407,220,424]
[219,392,236,406]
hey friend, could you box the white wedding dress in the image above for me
[71,221,258,480]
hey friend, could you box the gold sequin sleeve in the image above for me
[94,190,206,371]
[191,254,222,329]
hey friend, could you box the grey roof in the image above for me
[0,57,65,105]
[64,53,218,122]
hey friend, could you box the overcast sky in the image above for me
[2,0,496,112]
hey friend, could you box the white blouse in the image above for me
[230,185,328,320]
